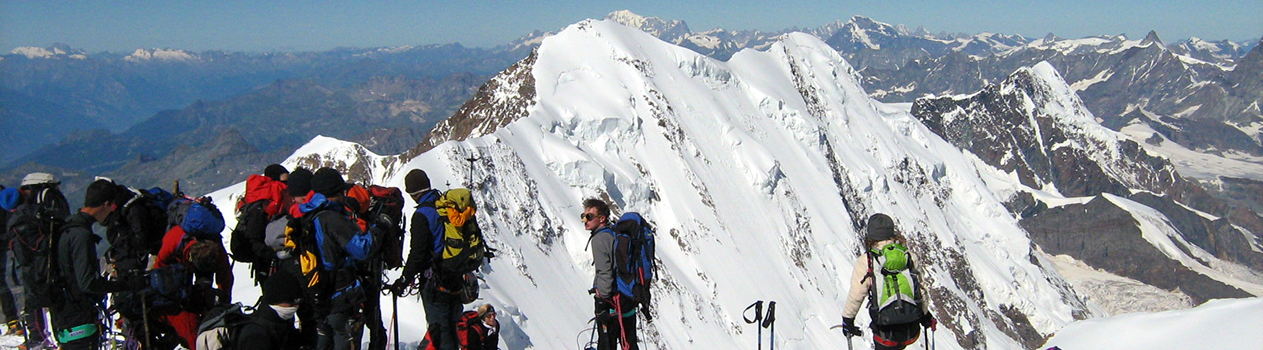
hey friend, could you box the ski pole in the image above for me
[762,301,776,350]
[392,292,399,350]
[743,301,763,350]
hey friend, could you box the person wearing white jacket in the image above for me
[840,213,937,350]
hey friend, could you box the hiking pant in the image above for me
[0,240,19,323]
[421,285,462,350]
[872,322,921,350]
[362,271,386,350]
[594,295,638,350]
[17,265,48,347]
[49,299,103,350]
[322,311,364,350]
[156,310,202,350]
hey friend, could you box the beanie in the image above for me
[310,167,350,197]
[264,164,289,182]
[287,168,313,197]
[0,188,19,211]
[261,271,303,305]
[866,213,896,242]
[404,169,430,194]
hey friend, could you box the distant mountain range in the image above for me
[3,10,1258,202]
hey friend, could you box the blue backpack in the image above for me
[612,212,656,305]
[167,196,226,239]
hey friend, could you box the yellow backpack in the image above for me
[433,188,485,275]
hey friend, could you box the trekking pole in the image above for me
[392,292,399,350]
[743,301,763,350]
[762,301,776,350]
[140,290,152,350]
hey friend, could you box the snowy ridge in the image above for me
[1042,297,1263,349]
[124,48,198,62]
[208,18,1257,350]
[219,19,1090,349]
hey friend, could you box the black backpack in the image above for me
[229,200,270,263]
[108,187,170,270]
[367,185,406,268]
[8,186,70,308]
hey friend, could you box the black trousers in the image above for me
[594,295,638,350]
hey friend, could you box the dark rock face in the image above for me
[1021,195,1252,304]
[910,68,1178,198]
[406,50,538,159]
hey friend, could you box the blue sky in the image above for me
[1,0,1259,53]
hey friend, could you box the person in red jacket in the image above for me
[152,224,233,350]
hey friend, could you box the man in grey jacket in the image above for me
[584,198,638,350]
[52,179,145,350]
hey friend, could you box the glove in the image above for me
[390,277,411,294]
[841,317,862,337]
[125,274,149,291]
[840,317,862,337]
[920,313,937,331]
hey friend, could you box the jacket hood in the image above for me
[244,174,288,217]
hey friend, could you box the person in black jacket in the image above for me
[0,186,21,335]
[390,169,462,350]
[52,179,146,350]
[237,268,302,350]
[10,172,71,349]
[462,304,500,350]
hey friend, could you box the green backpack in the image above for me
[865,243,923,325]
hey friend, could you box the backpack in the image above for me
[612,212,656,306]
[305,194,374,271]
[455,310,481,349]
[229,200,268,263]
[8,186,70,308]
[432,188,486,276]
[168,196,227,239]
[865,242,923,326]
[195,303,256,350]
[109,187,170,268]
[150,228,225,311]
[367,185,406,268]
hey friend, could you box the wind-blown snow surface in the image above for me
[207,20,1180,349]
[1042,297,1263,349]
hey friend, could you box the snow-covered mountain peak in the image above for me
[210,15,1263,350]
[9,44,88,59]
[604,10,691,43]
[124,48,198,62]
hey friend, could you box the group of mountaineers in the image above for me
[0,160,936,350]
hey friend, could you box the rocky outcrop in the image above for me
[1021,195,1252,304]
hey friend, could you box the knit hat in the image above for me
[287,168,313,197]
[404,169,430,194]
[477,304,496,318]
[866,213,896,241]
[261,271,303,305]
[20,172,58,187]
[264,164,289,182]
[310,167,351,197]
[0,188,20,211]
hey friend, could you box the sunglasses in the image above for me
[581,213,598,222]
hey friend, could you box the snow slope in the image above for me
[201,18,1259,350]
[1042,297,1263,349]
